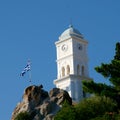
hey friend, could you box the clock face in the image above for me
[77,43,82,50]
[61,44,68,51]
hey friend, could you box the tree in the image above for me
[75,96,116,120]
[54,96,116,120]
[14,112,32,120]
[54,101,77,120]
[91,113,120,120]
[83,42,120,109]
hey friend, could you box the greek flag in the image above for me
[20,61,31,76]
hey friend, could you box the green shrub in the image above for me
[75,96,117,120]
[54,101,77,120]
[15,111,32,120]
[91,113,120,120]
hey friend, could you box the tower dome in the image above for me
[59,25,83,40]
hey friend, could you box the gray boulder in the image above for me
[11,85,72,120]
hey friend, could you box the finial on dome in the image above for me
[69,17,73,28]
[69,24,73,28]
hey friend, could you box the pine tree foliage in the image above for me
[83,42,120,108]
[54,101,77,120]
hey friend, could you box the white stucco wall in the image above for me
[54,26,91,102]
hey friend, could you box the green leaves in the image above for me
[83,80,117,98]
[95,63,111,78]
[54,101,77,120]
[55,96,117,120]
[14,112,32,120]
[83,42,120,106]
[114,42,120,60]
[75,96,117,120]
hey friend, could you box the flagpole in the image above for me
[28,60,32,85]
[29,70,32,85]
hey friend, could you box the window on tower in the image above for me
[77,64,80,75]
[62,67,65,77]
[67,65,70,75]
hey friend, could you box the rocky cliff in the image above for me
[11,85,72,120]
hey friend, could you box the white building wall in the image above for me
[54,26,92,102]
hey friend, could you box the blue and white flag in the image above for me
[20,61,31,76]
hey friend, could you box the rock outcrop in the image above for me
[11,85,72,120]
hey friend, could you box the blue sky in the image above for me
[0,0,120,119]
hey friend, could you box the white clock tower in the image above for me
[54,25,92,102]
